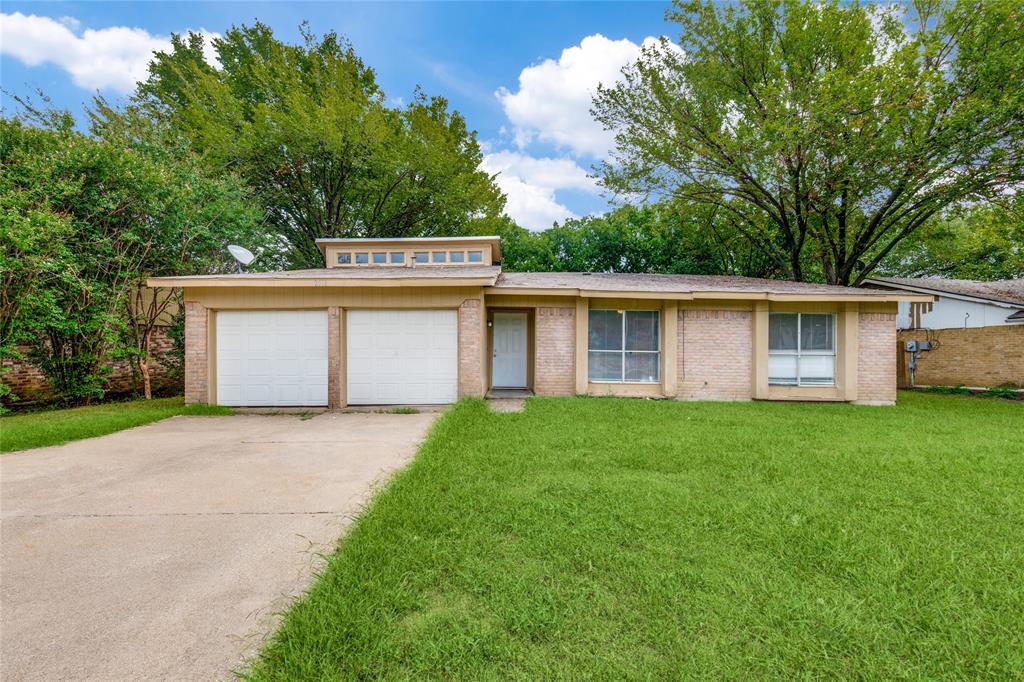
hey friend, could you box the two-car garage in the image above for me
[215,309,458,407]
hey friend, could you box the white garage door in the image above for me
[216,310,328,406]
[347,310,458,405]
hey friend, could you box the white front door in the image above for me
[216,310,328,406]
[491,312,528,388]
[346,310,458,405]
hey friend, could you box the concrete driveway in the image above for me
[0,411,438,681]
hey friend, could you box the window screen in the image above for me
[768,313,836,386]
[588,310,660,383]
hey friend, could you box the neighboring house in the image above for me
[148,236,927,408]
[862,277,1024,389]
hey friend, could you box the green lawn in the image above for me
[244,392,1023,680]
[1,397,231,452]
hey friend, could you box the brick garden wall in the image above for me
[677,308,753,400]
[898,325,1024,388]
[534,307,576,396]
[2,326,181,404]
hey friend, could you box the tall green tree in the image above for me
[500,202,778,277]
[1,110,263,403]
[881,198,1024,281]
[594,0,1024,285]
[134,23,506,268]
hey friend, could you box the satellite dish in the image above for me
[228,245,256,272]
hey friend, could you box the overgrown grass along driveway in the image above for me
[245,392,1023,680]
[1,397,231,452]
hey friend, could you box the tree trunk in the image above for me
[138,327,152,400]
[139,356,152,400]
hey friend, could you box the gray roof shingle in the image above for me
[493,271,896,297]
[865,277,1024,307]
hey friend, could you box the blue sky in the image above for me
[0,2,676,230]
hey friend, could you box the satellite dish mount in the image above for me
[228,245,256,273]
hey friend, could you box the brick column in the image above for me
[535,307,576,396]
[662,302,678,397]
[184,301,209,404]
[458,299,485,398]
[856,312,897,404]
[574,299,588,394]
[327,306,342,410]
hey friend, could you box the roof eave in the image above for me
[147,276,498,288]
[486,285,930,302]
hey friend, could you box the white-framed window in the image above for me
[372,252,387,264]
[355,252,369,265]
[432,251,447,263]
[768,313,836,386]
[467,250,483,263]
[449,251,465,263]
[588,309,660,383]
[413,251,429,264]
[337,252,351,265]
[390,252,405,264]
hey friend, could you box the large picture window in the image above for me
[588,310,660,383]
[768,313,836,386]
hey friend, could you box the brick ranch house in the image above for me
[863,277,1024,389]
[148,236,929,408]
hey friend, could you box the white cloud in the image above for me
[0,12,218,93]
[482,151,600,230]
[496,33,675,159]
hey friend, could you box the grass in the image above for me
[244,392,1023,681]
[1,396,231,452]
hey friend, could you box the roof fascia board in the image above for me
[486,287,580,297]
[582,289,695,300]
[148,277,498,288]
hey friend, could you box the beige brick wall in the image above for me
[183,301,208,404]
[534,307,576,396]
[678,309,753,400]
[458,299,484,398]
[898,325,1023,388]
[857,312,897,403]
